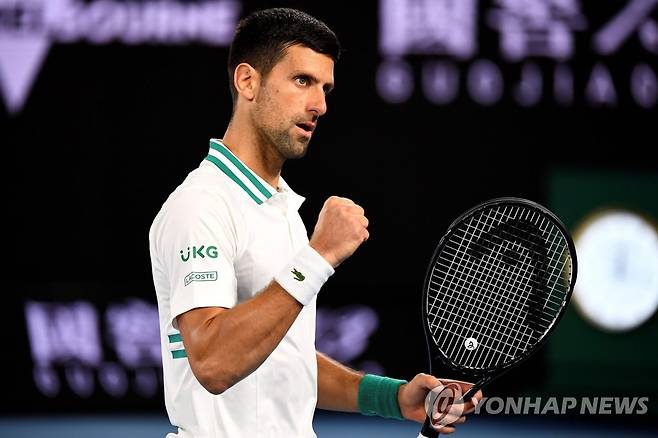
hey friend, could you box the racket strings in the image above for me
[429,215,533,365]
[431,248,545,338]
[467,215,567,271]
[446,206,564,356]
[436,205,568,366]
[430,247,547,338]
[430,207,569,325]
[439,227,569,312]
[427,204,573,370]
[433,240,537,365]
[433,239,537,365]
[432,254,565,318]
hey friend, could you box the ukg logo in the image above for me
[0,0,241,114]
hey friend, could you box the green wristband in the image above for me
[357,374,407,420]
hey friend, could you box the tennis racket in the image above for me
[418,197,577,438]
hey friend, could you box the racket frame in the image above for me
[421,197,577,401]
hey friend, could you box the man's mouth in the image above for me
[295,121,316,133]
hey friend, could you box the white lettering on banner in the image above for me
[0,0,241,114]
[467,59,504,105]
[105,299,161,368]
[422,61,459,104]
[25,301,103,397]
[24,299,163,398]
[25,300,103,367]
[586,63,618,106]
[316,306,385,374]
[593,0,658,55]
[631,62,658,107]
[377,0,658,108]
[487,0,587,61]
[48,0,238,45]
[514,62,543,106]
[24,299,385,398]
[376,59,414,103]
[554,63,574,105]
[380,0,478,59]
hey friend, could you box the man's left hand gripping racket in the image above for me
[418,198,577,437]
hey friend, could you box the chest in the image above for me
[235,199,309,298]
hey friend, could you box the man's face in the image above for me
[251,44,335,159]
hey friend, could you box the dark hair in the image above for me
[227,8,340,103]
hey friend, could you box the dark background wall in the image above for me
[2,0,657,424]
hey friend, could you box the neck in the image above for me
[222,116,284,190]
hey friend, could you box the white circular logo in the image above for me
[573,209,658,332]
[464,337,478,350]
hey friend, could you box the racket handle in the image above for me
[455,375,491,404]
[418,416,439,438]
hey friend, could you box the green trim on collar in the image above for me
[205,154,264,205]
[205,139,276,205]
[209,141,274,199]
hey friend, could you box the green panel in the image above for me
[546,169,658,414]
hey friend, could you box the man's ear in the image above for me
[233,63,260,101]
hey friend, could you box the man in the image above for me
[149,8,481,437]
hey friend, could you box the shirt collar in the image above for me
[205,138,305,210]
[276,175,306,211]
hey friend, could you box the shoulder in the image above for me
[151,162,245,236]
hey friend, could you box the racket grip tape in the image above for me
[418,416,439,438]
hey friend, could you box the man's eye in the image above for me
[295,77,308,86]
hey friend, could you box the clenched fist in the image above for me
[309,196,369,268]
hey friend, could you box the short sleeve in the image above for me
[152,187,241,327]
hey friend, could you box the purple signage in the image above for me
[0,0,241,114]
[24,298,383,398]
[378,0,658,108]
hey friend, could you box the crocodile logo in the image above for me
[291,268,305,282]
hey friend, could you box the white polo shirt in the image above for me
[149,139,322,438]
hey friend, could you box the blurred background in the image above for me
[2,0,657,436]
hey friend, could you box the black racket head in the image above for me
[422,197,577,377]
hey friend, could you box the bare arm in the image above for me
[316,359,483,434]
[316,351,362,412]
[177,281,302,394]
[177,196,369,395]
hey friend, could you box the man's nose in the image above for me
[308,87,327,116]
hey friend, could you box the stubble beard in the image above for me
[268,126,309,160]
[253,87,309,160]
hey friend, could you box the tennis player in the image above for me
[149,8,481,437]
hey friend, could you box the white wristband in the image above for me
[275,245,335,305]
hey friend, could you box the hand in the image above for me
[309,196,369,268]
[397,373,482,434]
